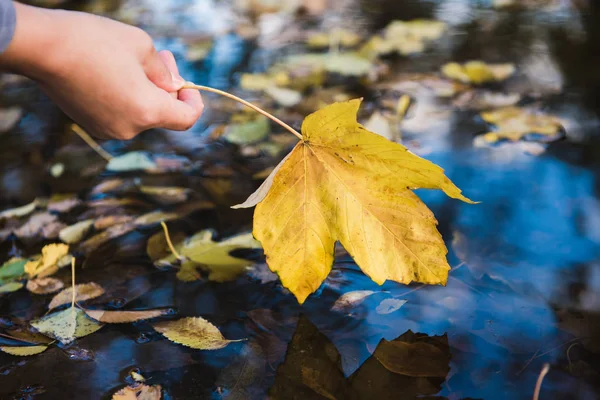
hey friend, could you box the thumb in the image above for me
[145,50,185,92]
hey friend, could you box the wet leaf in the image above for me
[479,106,563,142]
[90,178,127,195]
[15,212,63,239]
[215,342,266,399]
[48,195,82,213]
[134,211,180,227]
[307,29,361,49]
[0,199,38,220]
[331,290,377,312]
[265,86,302,107]
[94,215,134,230]
[84,308,171,323]
[286,53,373,77]
[0,282,23,293]
[0,106,23,132]
[146,230,186,261]
[362,19,446,57]
[48,282,105,310]
[158,230,261,282]
[375,298,407,314]
[237,99,473,303]
[0,257,27,282]
[106,151,157,172]
[31,307,103,345]
[139,186,191,205]
[59,219,94,244]
[442,61,515,84]
[80,222,136,253]
[152,317,243,350]
[0,345,48,356]
[223,115,270,145]
[112,384,162,400]
[24,244,70,278]
[26,277,64,294]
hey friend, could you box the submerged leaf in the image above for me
[375,298,407,314]
[26,277,64,295]
[31,307,103,345]
[48,283,105,310]
[331,290,377,312]
[24,244,70,278]
[112,384,162,400]
[373,334,450,377]
[59,219,94,244]
[152,317,243,350]
[0,345,48,356]
[84,308,171,323]
[241,99,472,303]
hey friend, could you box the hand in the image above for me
[0,3,203,139]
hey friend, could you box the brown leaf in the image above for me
[14,213,59,239]
[112,384,162,400]
[94,215,134,230]
[47,196,82,213]
[84,308,171,323]
[80,222,136,253]
[48,283,105,310]
[89,179,127,195]
[26,277,64,294]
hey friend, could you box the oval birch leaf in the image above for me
[152,317,243,350]
[26,277,64,295]
[59,219,94,244]
[251,99,474,303]
[0,257,27,282]
[331,290,377,312]
[0,282,23,294]
[0,345,48,356]
[112,384,162,400]
[134,211,180,227]
[375,298,407,314]
[48,283,105,310]
[84,308,171,323]
[0,199,38,220]
[31,306,103,345]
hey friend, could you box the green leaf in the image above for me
[0,258,27,282]
[0,282,23,294]
[31,307,103,345]
[224,115,270,145]
[106,151,157,172]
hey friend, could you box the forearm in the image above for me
[0,2,61,80]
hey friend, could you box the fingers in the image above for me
[145,49,185,92]
[158,88,204,131]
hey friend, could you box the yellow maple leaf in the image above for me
[235,99,473,303]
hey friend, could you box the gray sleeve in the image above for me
[0,0,16,54]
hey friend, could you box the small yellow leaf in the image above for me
[84,308,171,323]
[112,384,162,400]
[0,345,48,356]
[480,106,563,142]
[244,99,473,303]
[152,317,243,350]
[26,277,64,294]
[48,282,105,310]
[24,243,70,278]
[441,61,515,84]
[31,306,103,345]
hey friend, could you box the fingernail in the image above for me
[171,72,185,88]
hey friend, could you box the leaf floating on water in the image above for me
[243,99,473,303]
[139,186,191,205]
[84,308,171,323]
[0,282,23,294]
[152,317,243,350]
[265,86,302,107]
[0,257,27,282]
[331,290,378,312]
[24,243,70,278]
[48,282,105,310]
[15,212,64,239]
[0,345,48,356]
[26,277,64,295]
[31,306,103,345]
[479,106,563,142]
[223,114,270,145]
[0,199,38,220]
[375,298,407,315]
[215,342,266,400]
[94,215,134,230]
[106,151,157,172]
[134,211,180,227]
[59,219,94,244]
[80,222,136,253]
[112,384,162,400]
[361,19,446,58]
[441,61,515,84]
[146,230,186,262]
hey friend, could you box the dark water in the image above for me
[1,0,600,399]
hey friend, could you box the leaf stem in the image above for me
[160,221,184,261]
[182,82,303,140]
[533,363,550,400]
[71,257,76,320]
[71,124,113,162]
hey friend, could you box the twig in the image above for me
[71,124,113,162]
[160,221,184,261]
[533,363,550,400]
[182,82,303,140]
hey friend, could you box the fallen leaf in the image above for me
[158,230,261,282]
[59,219,94,244]
[48,282,105,310]
[236,99,472,303]
[0,199,38,220]
[0,282,23,293]
[152,317,243,350]
[84,308,171,323]
[139,186,191,205]
[0,345,48,356]
[265,86,302,107]
[331,290,378,312]
[134,211,180,227]
[24,243,70,278]
[15,212,61,239]
[307,29,361,49]
[47,195,82,213]
[31,306,103,345]
[94,215,134,230]
[442,61,515,84]
[375,298,407,314]
[0,107,23,132]
[361,19,446,58]
[223,115,270,145]
[452,90,521,110]
[479,106,563,142]
[106,151,157,172]
[0,257,27,282]
[215,342,266,400]
[26,277,64,294]
[286,53,373,77]
[146,230,186,262]
[112,384,162,400]
[90,178,127,195]
[80,222,136,253]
